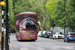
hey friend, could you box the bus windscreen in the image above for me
[26,25,35,29]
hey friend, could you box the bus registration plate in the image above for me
[27,38,31,40]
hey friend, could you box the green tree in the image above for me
[54,0,64,27]
[46,0,56,29]
[14,0,50,30]
[53,0,75,31]
[68,0,75,30]
[3,0,15,31]
[46,0,56,18]
[9,0,15,28]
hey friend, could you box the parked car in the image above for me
[41,31,46,37]
[43,31,51,38]
[49,31,53,39]
[38,31,42,37]
[64,32,75,42]
[53,32,64,39]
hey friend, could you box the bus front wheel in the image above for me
[32,40,35,41]
[17,39,19,41]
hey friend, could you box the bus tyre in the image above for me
[34,40,35,41]
[17,38,19,41]
[17,39,18,41]
[32,40,35,41]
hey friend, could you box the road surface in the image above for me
[9,34,75,50]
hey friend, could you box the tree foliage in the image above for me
[54,0,64,27]
[46,0,56,19]
[46,0,75,30]
[3,0,75,31]
[13,0,50,30]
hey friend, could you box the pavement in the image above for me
[0,45,5,50]
[53,39,64,41]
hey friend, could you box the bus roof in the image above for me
[20,12,36,14]
[16,12,36,16]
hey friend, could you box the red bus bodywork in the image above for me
[16,12,37,40]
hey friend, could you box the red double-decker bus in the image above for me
[16,12,37,41]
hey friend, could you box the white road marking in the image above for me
[20,48,29,50]
[52,46,75,49]
[36,47,45,50]
[20,47,45,50]
[65,46,74,49]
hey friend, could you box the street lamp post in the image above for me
[0,0,9,50]
[1,3,4,50]
[5,0,9,50]
[0,0,5,50]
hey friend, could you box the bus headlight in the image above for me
[20,30,22,32]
